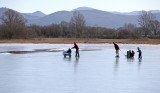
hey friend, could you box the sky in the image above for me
[0,0,160,14]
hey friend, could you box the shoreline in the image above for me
[0,38,160,44]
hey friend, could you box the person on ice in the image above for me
[137,47,142,58]
[127,51,130,57]
[113,42,120,57]
[131,50,135,57]
[72,42,79,57]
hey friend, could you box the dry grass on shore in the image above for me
[0,38,160,44]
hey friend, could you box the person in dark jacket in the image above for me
[137,47,142,58]
[113,42,120,57]
[72,42,79,57]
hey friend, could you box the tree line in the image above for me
[0,9,160,39]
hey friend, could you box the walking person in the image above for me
[137,47,142,58]
[72,42,79,57]
[113,42,120,57]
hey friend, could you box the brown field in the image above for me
[0,38,160,44]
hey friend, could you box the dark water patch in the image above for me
[0,51,35,54]
[0,49,64,54]
[34,49,64,52]
[8,51,35,54]
[80,49,101,51]
[49,50,64,52]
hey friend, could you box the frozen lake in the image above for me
[0,43,160,93]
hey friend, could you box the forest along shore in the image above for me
[0,38,160,44]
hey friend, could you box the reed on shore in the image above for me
[0,38,160,44]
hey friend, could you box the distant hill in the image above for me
[112,10,160,15]
[22,11,46,22]
[27,8,139,28]
[0,7,160,28]
[72,7,95,11]
[0,7,8,17]
[23,11,46,17]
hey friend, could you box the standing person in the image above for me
[137,47,142,58]
[113,42,120,57]
[72,42,79,57]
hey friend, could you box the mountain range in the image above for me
[0,7,160,28]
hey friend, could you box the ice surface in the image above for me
[0,43,160,93]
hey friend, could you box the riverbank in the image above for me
[0,38,160,44]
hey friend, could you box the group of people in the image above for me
[127,50,135,58]
[113,42,142,58]
[66,42,142,59]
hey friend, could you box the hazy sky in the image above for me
[0,0,160,14]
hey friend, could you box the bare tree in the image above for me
[149,20,160,35]
[138,11,155,37]
[60,21,70,37]
[70,11,86,38]
[0,9,27,39]
[123,24,137,32]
